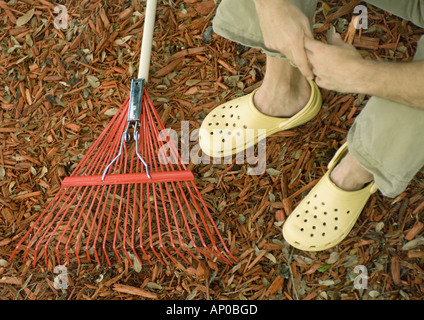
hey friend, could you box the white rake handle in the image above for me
[137,0,157,81]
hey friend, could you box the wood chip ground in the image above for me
[0,0,424,300]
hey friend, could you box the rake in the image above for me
[9,0,237,268]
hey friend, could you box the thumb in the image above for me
[331,33,346,46]
[331,32,357,52]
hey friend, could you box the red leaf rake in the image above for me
[9,0,237,268]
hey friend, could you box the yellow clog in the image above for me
[199,80,322,158]
[282,143,378,251]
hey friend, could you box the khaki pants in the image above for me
[213,0,424,197]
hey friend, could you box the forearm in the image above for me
[356,59,424,109]
[252,0,314,79]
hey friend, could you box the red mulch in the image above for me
[0,0,424,300]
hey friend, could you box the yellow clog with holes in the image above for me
[199,80,322,158]
[282,143,378,252]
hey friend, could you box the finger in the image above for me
[315,77,331,90]
[314,76,324,88]
[303,32,315,56]
[331,32,356,50]
[304,49,315,70]
[303,24,314,39]
[292,44,314,80]
[304,45,314,57]
[331,32,346,46]
[332,32,343,42]
[304,36,321,51]
[301,34,316,78]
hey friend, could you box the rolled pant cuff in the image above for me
[346,138,410,198]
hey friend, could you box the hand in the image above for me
[254,0,314,79]
[304,33,365,93]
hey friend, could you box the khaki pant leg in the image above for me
[364,0,424,28]
[347,36,424,198]
[212,0,318,59]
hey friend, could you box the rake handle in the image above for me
[62,171,194,187]
[138,0,157,81]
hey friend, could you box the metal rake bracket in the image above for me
[102,79,151,181]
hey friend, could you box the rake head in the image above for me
[9,91,237,268]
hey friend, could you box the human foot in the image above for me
[282,143,378,252]
[330,152,374,191]
[253,56,312,118]
[254,76,311,118]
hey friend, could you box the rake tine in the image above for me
[144,95,234,265]
[74,97,130,177]
[46,185,104,266]
[160,183,193,265]
[144,130,166,264]
[140,111,164,265]
[146,182,165,264]
[9,184,64,264]
[119,147,137,267]
[151,183,174,264]
[53,185,89,266]
[103,146,129,266]
[94,182,122,265]
[168,181,203,264]
[34,186,81,267]
[185,181,234,265]
[92,112,130,265]
[144,101,202,261]
[111,182,127,266]
[192,181,238,263]
[174,181,221,263]
[144,112,198,265]
[144,117,184,265]
[129,149,149,267]
[83,184,107,264]
[120,183,136,267]
[136,182,153,265]
[120,148,145,267]
[74,185,102,264]
[63,185,97,266]
[101,184,119,266]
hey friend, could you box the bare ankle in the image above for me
[252,56,312,117]
[253,76,311,117]
[330,153,373,191]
